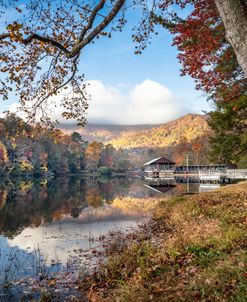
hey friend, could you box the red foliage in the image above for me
[163,0,246,102]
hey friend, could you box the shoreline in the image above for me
[79,181,247,302]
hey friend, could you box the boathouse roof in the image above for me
[144,157,176,166]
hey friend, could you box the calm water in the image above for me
[0,176,217,301]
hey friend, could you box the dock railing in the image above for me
[145,167,247,181]
[199,169,247,180]
[226,169,247,179]
[144,168,175,173]
[198,170,223,181]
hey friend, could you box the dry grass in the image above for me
[82,182,247,302]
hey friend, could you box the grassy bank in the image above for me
[81,182,247,302]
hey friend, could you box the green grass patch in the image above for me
[186,244,224,267]
[83,181,247,302]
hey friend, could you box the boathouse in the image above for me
[175,164,226,174]
[144,157,176,179]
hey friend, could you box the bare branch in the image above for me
[23,33,69,54]
[68,0,126,58]
[78,0,106,43]
[32,54,79,117]
[0,33,10,40]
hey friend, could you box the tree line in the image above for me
[0,113,131,176]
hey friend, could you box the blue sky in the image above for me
[73,17,211,124]
[1,1,212,125]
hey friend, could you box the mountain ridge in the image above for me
[108,114,211,149]
[60,123,157,142]
[59,114,211,149]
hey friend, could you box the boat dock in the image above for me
[144,157,247,183]
[198,169,247,183]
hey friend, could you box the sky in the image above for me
[1,1,212,125]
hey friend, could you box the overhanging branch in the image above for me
[1,0,126,59]
[78,0,106,43]
[22,33,70,54]
[68,0,126,58]
[0,33,10,40]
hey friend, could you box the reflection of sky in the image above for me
[0,236,59,290]
[3,183,167,267]
[0,177,207,299]
[0,236,34,276]
[7,219,140,265]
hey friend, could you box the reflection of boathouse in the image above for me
[144,157,176,179]
[144,184,176,194]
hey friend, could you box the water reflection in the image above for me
[0,176,206,299]
[0,177,201,237]
[1,177,156,237]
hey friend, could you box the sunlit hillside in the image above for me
[60,114,211,149]
[60,123,156,143]
[109,114,211,149]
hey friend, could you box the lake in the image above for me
[0,176,218,301]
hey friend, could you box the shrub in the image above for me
[98,166,112,176]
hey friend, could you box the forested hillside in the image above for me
[0,113,214,176]
[60,124,156,143]
[108,114,211,149]
[0,114,132,176]
[60,114,211,149]
[60,114,213,167]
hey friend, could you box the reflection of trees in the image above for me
[98,180,114,204]
[0,176,185,238]
[0,177,141,237]
[0,190,7,210]
[71,207,81,218]
[85,188,103,208]
[0,177,87,238]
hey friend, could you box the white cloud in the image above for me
[86,79,189,124]
[86,80,126,124]
[5,79,190,125]
[127,80,184,124]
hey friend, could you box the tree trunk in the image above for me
[214,0,247,77]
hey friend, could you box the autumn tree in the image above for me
[153,0,247,77]
[0,0,127,125]
[0,113,33,172]
[192,143,202,165]
[160,0,247,102]
[0,0,246,128]
[71,131,83,143]
[85,141,103,173]
[155,0,247,165]
[0,142,8,163]
[100,144,114,168]
[31,137,49,175]
[62,135,86,173]
[0,141,8,174]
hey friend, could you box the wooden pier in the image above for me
[144,157,247,183]
[198,169,247,182]
[226,169,247,179]
[144,169,247,183]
